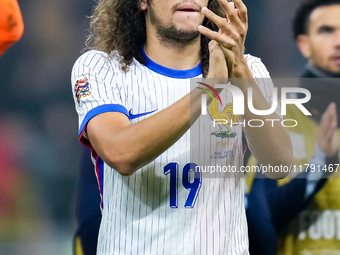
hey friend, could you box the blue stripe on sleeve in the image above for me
[79,104,129,136]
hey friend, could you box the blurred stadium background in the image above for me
[0,0,307,254]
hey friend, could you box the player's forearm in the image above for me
[235,75,294,179]
[246,124,293,179]
[246,117,293,179]
[88,82,212,176]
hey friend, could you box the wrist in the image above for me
[318,143,339,157]
[231,59,252,78]
[326,151,339,165]
[202,77,229,86]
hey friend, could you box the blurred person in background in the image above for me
[0,118,26,242]
[0,0,97,254]
[246,0,340,254]
[0,0,23,56]
[0,0,25,243]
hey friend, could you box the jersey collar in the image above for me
[141,48,202,79]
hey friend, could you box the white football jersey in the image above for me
[71,49,274,255]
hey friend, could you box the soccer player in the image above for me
[71,0,293,254]
[0,0,24,56]
[246,0,340,254]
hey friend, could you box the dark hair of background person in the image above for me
[293,0,340,39]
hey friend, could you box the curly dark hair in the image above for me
[86,0,225,76]
[293,0,340,39]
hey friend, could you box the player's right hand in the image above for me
[198,0,249,78]
[206,39,229,79]
[318,102,339,157]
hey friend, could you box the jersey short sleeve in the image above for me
[71,50,128,144]
[245,54,282,119]
[242,55,282,151]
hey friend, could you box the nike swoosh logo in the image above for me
[129,109,157,120]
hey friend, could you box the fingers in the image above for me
[318,102,338,155]
[218,0,237,24]
[209,40,230,65]
[323,120,337,143]
[217,0,239,25]
[201,7,231,32]
[207,40,229,78]
[220,47,235,76]
[198,25,236,48]
[323,103,338,138]
[201,4,243,34]
[321,102,337,127]
[333,102,338,124]
[198,0,247,47]
[199,6,240,47]
[230,0,247,23]
[199,0,249,77]
[320,103,335,133]
[217,0,247,25]
[209,39,219,51]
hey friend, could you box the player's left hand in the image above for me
[198,0,249,77]
[318,102,339,157]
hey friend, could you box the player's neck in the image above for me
[144,34,201,70]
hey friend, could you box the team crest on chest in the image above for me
[208,100,239,138]
[75,77,91,105]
